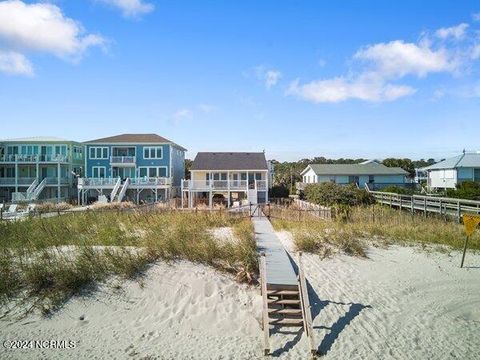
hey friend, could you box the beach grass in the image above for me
[0,210,256,314]
[272,205,480,257]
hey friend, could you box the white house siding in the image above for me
[428,169,457,189]
[302,168,317,183]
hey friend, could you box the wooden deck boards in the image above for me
[252,216,297,288]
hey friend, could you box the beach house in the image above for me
[299,160,409,190]
[423,152,480,189]
[181,152,270,208]
[0,137,84,203]
[78,134,186,204]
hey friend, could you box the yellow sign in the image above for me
[463,214,480,236]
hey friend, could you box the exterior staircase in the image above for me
[30,178,47,201]
[110,177,121,202]
[260,252,317,357]
[116,177,130,202]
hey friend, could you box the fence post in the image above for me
[457,201,461,223]
[424,198,427,218]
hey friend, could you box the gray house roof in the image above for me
[84,133,186,151]
[302,163,408,176]
[423,153,480,170]
[191,152,268,171]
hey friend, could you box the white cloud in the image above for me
[435,23,469,40]
[287,77,415,103]
[473,13,480,22]
[354,40,455,78]
[265,70,282,89]
[0,1,105,59]
[471,44,480,59]
[0,50,33,76]
[289,36,462,104]
[96,0,154,18]
[173,108,193,120]
[0,1,105,75]
[247,66,282,89]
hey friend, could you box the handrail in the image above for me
[110,156,135,164]
[26,178,39,194]
[116,177,130,202]
[110,177,122,201]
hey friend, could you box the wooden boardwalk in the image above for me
[368,190,480,222]
[252,215,297,290]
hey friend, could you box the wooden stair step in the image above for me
[267,299,300,305]
[267,290,299,296]
[268,308,303,315]
[269,318,304,327]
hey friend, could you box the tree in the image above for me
[184,159,193,179]
[382,158,415,177]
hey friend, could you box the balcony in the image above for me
[78,177,171,189]
[182,179,267,191]
[45,177,70,185]
[110,156,136,166]
[0,177,36,186]
[0,154,68,163]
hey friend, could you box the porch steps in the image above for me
[110,177,122,202]
[116,177,130,202]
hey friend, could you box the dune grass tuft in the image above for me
[0,210,256,314]
[272,205,480,258]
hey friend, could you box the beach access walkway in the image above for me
[251,209,317,357]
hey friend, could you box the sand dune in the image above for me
[1,236,479,359]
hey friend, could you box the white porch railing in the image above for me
[0,154,68,163]
[78,177,171,188]
[110,156,136,164]
[130,177,171,186]
[0,177,37,185]
[182,179,267,191]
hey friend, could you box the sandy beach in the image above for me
[1,234,479,359]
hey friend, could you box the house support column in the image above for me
[14,161,18,195]
[227,191,231,208]
[209,191,213,209]
[57,162,61,203]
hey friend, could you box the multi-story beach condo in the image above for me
[78,134,186,204]
[0,137,84,203]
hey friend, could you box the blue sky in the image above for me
[0,0,479,161]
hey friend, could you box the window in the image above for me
[474,169,480,182]
[20,145,38,155]
[369,175,374,183]
[73,146,83,160]
[143,147,163,159]
[55,145,67,156]
[92,166,106,178]
[138,167,168,178]
[89,147,108,159]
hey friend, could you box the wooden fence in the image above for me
[369,190,480,222]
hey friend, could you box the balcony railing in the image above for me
[182,179,267,191]
[110,156,136,164]
[45,177,70,185]
[79,178,119,187]
[130,177,171,186]
[78,177,171,188]
[0,177,36,185]
[0,154,68,163]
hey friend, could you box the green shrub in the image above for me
[382,185,413,195]
[446,181,480,200]
[269,185,290,198]
[304,183,374,206]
